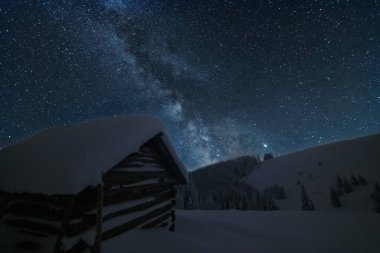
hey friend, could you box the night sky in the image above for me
[1,0,379,170]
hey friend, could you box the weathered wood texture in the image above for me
[103,189,173,221]
[0,134,184,252]
[141,212,171,229]
[54,196,75,253]
[102,203,173,240]
[100,142,177,240]
[64,239,89,253]
[93,183,103,253]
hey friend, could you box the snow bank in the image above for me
[0,115,187,194]
[103,210,380,253]
[245,133,380,211]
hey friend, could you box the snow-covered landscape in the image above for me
[102,133,380,253]
[1,1,380,252]
[104,210,380,253]
[1,119,379,252]
[245,133,380,212]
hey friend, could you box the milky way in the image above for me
[1,0,380,169]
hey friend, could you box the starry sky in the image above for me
[1,0,379,170]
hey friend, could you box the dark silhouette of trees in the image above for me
[371,182,380,213]
[330,187,342,207]
[177,155,280,211]
[301,185,315,210]
[268,184,287,200]
[350,174,359,186]
[343,177,353,193]
[358,175,368,185]
[263,153,274,161]
[336,175,344,196]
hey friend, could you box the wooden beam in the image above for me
[53,196,75,253]
[117,158,163,167]
[103,171,169,182]
[114,182,174,193]
[5,202,66,221]
[65,217,96,237]
[102,203,172,240]
[64,239,89,253]
[18,229,49,237]
[116,152,159,163]
[93,183,103,253]
[3,218,59,235]
[159,222,168,228]
[103,186,169,206]
[104,182,174,197]
[141,212,171,229]
[5,192,72,206]
[111,163,144,169]
[65,188,173,237]
[103,189,172,221]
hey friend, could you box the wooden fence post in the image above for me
[93,183,103,253]
[53,196,74,253]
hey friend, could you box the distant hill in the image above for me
[176,155,277,210]
[245,133,380,212]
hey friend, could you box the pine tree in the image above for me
[336,175,344,195]
[268,184,287,200]
[350,173,359,186]
[358,174,368,185]
[184,178,199,209]
[278,186,287,199]
[330,187,342,207]
[301,185,315,210]
[343,177,354,194]
[371,182,380,213]
[309,199,315,210]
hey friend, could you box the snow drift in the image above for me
[245,133,380,211]
[0,115,187,194]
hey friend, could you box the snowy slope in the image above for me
[103,210,380,253]
[0,115,187,194]
[245,133,380,211]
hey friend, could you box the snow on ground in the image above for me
[245,133,380,211]
[103,209,380,253]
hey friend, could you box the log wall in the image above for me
[101,141,177,241]
[0,192,74,252]
[0,138,180,253]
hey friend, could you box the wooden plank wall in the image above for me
[0,191,74,252]
[101,142,177,240]
[0,188,98,253]
[0,141,179,252]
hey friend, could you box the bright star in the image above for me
[263,144,268,148]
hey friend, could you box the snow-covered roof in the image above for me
[0,116,188,194]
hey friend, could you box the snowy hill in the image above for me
[103,210,380,253]
[245,133,380,212]
[176,156,268,210]
[103,135,380,253]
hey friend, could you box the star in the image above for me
[0,0,379,170]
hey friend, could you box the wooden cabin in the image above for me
[0,116,188,253]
